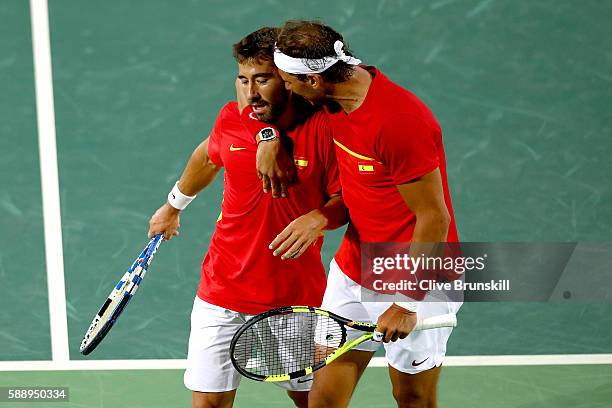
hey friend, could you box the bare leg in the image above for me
[287,390,309,408]
[192,390,237,408]
[308,350,374,408]
[388,365,441,408]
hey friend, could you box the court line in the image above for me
[30,0,70,362]
[2,355,611,372]
[370,354,612,367]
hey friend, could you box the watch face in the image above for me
[261,128,275,140]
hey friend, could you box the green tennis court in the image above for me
[2,0,611,406]
[2,365,612,407]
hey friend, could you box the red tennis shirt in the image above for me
[325,67,459,297]
[197,102,340,313]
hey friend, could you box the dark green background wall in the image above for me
[2,0,611,360]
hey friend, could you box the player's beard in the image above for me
[249,91,288,123]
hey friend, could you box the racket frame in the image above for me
[79,234,163,355]
[230,305,377,382]
[230,305,457,382]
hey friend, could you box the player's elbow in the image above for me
[436,207,451,230]
[417,206,450,240]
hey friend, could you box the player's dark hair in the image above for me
[233,27,279,64]
[276,20,357,83]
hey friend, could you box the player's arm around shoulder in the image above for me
[148,137,221,240]
[235,78,296,198]
[268,112,347,259]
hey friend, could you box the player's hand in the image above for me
[375,304,417,343]
[269,209,327,260]
[256,139,296,198]
[148,202,181,240]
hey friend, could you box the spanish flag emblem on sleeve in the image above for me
[294,157,309,168]
[358,163,375,173]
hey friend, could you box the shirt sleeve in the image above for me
[207,129,222,168]
[377,114,440,185]
[207,103,237,168]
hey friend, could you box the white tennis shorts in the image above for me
[321,259,462,374]
[184,297,313,392]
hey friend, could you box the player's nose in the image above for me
[248,83,259,99]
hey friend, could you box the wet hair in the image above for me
[232,27,279,64]
[276,20,357,83]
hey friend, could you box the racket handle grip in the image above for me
[415,313,457,330]
[372,330,384,342]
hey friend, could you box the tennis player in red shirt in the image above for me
[148,27,346,408]
[255,21,461,408]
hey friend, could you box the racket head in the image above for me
[230,305,458,382]
[230,306,349,382]
[79,234,163,355]
[80,291,132,355]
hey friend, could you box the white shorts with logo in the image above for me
[184,297,313,392]
[322,259,462,374]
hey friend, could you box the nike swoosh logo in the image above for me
[229,144,246,151]
[297,378,313,383]
[412,357,429,367]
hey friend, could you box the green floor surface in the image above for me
[1,365,610,407]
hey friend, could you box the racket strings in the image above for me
[233,312,344,377]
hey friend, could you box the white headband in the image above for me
[273,40,362,74]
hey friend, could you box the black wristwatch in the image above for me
[256,127,278,144]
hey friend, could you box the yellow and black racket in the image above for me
[230,306,456,382]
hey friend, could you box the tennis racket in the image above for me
[230,306,456,382]
[79,234,164,355]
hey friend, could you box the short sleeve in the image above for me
[207,127,222,168]
[377,115,440,185]
[207,102,239,168]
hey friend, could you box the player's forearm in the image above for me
[151,139,218,239]
[176,139,220,197]
[317,194,348,230]
[406,208,450,275]
[390,210,450,311]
